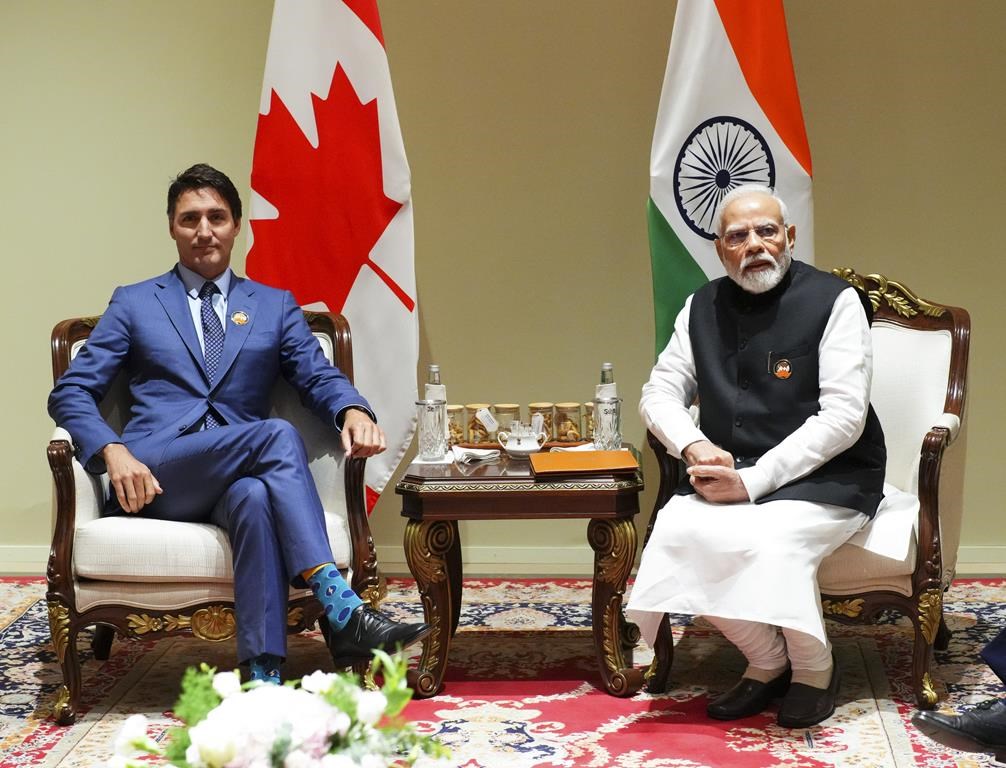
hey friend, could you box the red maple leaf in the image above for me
[247,64,412,313]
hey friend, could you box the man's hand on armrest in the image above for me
[340,408,386,459]
[102,443,162,514]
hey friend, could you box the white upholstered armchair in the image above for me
[46,311,380,725]
[643,268,970,710]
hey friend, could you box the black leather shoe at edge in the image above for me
[914,698,1006,753]
[707,668,792,721]
[324,605,431,663]
[777,655,841,729]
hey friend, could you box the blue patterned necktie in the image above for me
[199,281,224,428]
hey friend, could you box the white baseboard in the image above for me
[955,546,1006,576]
[4,544,1004,579]
[0,545,49,576]
[375,545,598,577]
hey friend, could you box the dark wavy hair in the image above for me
[166,163,242,221]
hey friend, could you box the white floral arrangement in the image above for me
[110,651,449,768]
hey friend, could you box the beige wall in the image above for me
[2,1,1002,574]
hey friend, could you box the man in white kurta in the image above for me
[628,185,887,728]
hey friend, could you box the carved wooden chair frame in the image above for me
[46,311,381,725]
[641,268,970,710]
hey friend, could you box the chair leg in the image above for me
[644,614,674,694]
[48,609,81,725]
[935,615,952,652]
[91,625,114,660]
[352,659,370,682]
[911,618,939,710]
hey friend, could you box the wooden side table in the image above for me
[395,453,647,698]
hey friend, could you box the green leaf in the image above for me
[162,663,224,766]
[372,649,413,717]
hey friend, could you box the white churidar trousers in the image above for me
[626,494,868,667]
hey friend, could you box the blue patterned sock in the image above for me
[249,653,281,685]
[306,564,364,631]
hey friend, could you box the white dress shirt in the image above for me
[176,262,231,353]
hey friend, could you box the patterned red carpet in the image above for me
[2,577,1006,767]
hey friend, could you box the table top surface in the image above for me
[396,447,643,495]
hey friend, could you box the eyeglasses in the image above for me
[720,223,783,249]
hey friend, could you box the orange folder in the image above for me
[529,450,639,478]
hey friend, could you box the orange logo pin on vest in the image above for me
[773,359,792,379]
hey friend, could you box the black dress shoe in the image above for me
[915,698,1006,752]
[707,668,792,720]
[325,606,431,662]
[777,656,840,728]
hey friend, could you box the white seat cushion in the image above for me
[74,511,352,582]
[819,539,916,597]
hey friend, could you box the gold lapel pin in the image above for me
[231,311,250,326]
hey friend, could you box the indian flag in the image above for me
[648,0,813,355]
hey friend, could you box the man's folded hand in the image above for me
[102,443,163,513]
[686,464,750,504]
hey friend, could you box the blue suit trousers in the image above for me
[120,418,335,662]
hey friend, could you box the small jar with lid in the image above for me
[583,402,595,441]
[446,404,464,446]
[527,402,555,441]
[464,403,493,445]
[492,403,521,435]
[554,403,583,443]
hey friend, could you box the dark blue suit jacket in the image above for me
[48,267,371,474]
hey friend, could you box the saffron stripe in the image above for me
[714,0,813,176]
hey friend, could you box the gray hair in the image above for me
[712,184,790,237]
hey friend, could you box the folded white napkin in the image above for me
[412,453,454,465]
[451,445,501,464]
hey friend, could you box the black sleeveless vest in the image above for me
[682,260,886,518]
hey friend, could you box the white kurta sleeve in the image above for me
[639,296,709,458]
[737,286,873,501]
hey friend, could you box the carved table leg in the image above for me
[587,518,644,697]
[404,519,455,698]
[48,600,80,725]
[446,521,463,637]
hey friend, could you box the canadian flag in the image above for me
[247,0,417,508]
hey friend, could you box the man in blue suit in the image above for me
[48,164,429,683]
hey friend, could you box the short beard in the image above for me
[728,244,793,294]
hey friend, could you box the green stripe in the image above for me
[647,197,709,357]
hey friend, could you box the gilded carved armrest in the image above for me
[343,455,380,605]
[913,427,952,590]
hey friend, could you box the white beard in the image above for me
[729,244,793,294]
